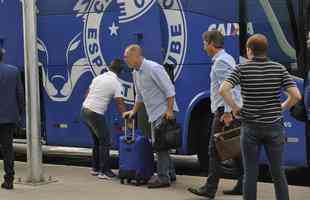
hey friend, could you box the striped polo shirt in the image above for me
[226,57,297,124]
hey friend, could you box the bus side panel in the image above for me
[38,0,164,147]
[37,13,94,147]
[0,0,24,68]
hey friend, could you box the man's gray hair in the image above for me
[202,30,224,48]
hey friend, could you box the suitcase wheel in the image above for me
[120,179,124,184]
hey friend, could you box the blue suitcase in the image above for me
[118,120,154,186]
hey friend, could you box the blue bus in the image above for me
[0,0,309,170]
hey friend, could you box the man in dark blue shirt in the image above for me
[0,48,25,189]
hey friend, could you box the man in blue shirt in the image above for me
[0,48,25,189]
[188,30,243,199]
[123,44,178,189]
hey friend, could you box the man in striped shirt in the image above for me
[219,34,301,200]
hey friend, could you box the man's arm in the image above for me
[281,68,302,110]
[122,101,144,119]
[219,81,241,116]
[214,59,235,113]
[115,97,127,114]
[282,87,302,110]
[150,65,176,98]
[165,96,175,120]
[132,101,144,114]
[131,73,144,115]
[123,73,144,119]
[150,65,176,119]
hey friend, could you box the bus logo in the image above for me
[38,0,187,103]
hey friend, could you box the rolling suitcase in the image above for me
[118,120,154,186]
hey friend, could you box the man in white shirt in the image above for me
[82,59,126,179]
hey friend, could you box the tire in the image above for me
[188,99,212,174]
[197,148,209,173]
[197,114,212,173]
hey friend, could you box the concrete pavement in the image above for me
[0,162,309,200]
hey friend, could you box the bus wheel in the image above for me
[197,148,209,174]
[187,99,212,174]
[197,114,211,174]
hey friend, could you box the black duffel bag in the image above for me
[290,98,307,122]
[153,119,182,151]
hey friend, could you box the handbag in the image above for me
[214,120,241,161]
[153,118,182,151]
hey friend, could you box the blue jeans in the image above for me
[81,108,111,173]
[151,116,176,183]
[241,120,289,200]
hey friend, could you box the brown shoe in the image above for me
[147,178,170,189]
[188,186,214,199]
[1,181,13,190]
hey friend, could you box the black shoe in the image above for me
[170,176,177,182]
[223,188,242,195]
[104,170,116,178]
[188,187,214,199]
[1,181,13,190]
[148,179,170,189]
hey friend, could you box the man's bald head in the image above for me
[125,44,143,56]
[246,34,269,58]
[124,44,144,69]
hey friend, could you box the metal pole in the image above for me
[21,0,44,183]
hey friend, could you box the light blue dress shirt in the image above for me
[210,50,242,113]
[133,59,179,122]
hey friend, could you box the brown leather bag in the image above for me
[214,121,241,161]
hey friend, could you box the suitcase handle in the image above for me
[124,119,135,143]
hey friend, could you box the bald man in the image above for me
[123,44,178,189]
[219,34,301,200]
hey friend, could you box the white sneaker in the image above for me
[97,173,112,180]
[90,170,99,176]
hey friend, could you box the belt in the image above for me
[215,107,224,115]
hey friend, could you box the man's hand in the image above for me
[164,110,174,120]
[231,105,241,118]
[221,112,233,126]
[122,110,135,119]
